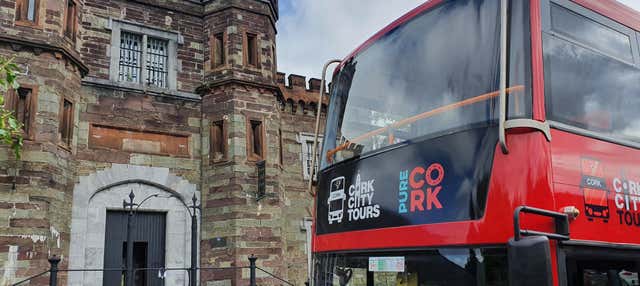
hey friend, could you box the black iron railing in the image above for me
[10,255,294,286]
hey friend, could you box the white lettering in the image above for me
[614,178,623,193]
[616,194,625,209]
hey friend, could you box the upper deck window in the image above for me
[321,0,531,167]
[543,2,640,145]
[550,4,633,63]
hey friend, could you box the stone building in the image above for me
[0,0,328,285]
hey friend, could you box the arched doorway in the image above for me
[68,164,199,286]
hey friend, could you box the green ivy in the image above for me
[0,56,24,159]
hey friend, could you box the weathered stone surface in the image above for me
[0,0,325,285]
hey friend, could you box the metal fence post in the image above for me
[48,255,61,286]
[249,255,257,286]
[190,194,199,286]
[123,191,136,286]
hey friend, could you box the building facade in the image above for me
[0,0,327,285]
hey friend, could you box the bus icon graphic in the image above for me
[583,187,609,219]
[328,177,346,224]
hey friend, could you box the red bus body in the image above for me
[313,0,640,285]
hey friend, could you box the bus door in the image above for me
[558,245,640,286]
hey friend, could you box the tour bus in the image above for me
[311,0,640,285]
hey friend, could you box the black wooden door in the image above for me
[103,211,166,286]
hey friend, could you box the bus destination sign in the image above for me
[316,128,497,235]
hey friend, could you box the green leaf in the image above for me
[8,117,18,130]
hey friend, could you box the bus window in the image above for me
[315,248,507,286]
[567,259,640,286]
[321,0,531,168]
[550,4,634,63]
[543,4,640,145]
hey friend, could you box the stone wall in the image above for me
[0,0,328,285]
[81,0,204,93]
[0,41,83,285]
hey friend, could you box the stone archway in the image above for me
[68,164,199,286]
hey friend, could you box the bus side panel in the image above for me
[312,132,555,252]
[551,129,640,244]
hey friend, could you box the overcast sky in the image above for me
[276,0,640,81]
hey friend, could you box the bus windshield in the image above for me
[321,0,531,168]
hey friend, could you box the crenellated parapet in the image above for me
[276,72,329,115]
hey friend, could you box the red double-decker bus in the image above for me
[311,0,640,285]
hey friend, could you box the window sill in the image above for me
[82,77,200,101]
[15,20,42,29]
[210,64,228,71]
[246,154,264,162]
[62,35,76,47]
[210,153,229,165]
[210,159,232,166]
[58,143,72,153]
[245,64,261,71]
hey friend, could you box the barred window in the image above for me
[110,20,179,90]
[117,33,169,88]
[146,37,169,88]
[118,32,142,83]
[299,134,322,180]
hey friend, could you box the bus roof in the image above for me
[336,0,640,73]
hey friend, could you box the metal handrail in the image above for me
[498,0,509,153]
[10,270,49,286]
[308,59,342,196]
[11,258,295,286]
[513,206,570,241]
[257,266,295,286]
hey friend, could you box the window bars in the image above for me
[304,139,321,180]
[119,32,142,83]
[146,37,169,88]
[118,32,169,88]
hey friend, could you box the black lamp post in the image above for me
[123,190,200,286]
[189,195,200,286]
[122,191,138,286]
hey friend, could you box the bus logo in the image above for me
[328,176,346,224]
[581,158,610,221]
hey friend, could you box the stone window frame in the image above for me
[246,116,266,162]
[5,84,38,141]
[58,96,75,149]
[297,132,323,181]
[210,31,227,70]
[210,117,229,163]
[107,18,182,91]
[243,31,260,68]
[14,0,42,28]
[63,0,80,44]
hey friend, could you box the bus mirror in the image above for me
[508,236,553,286]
